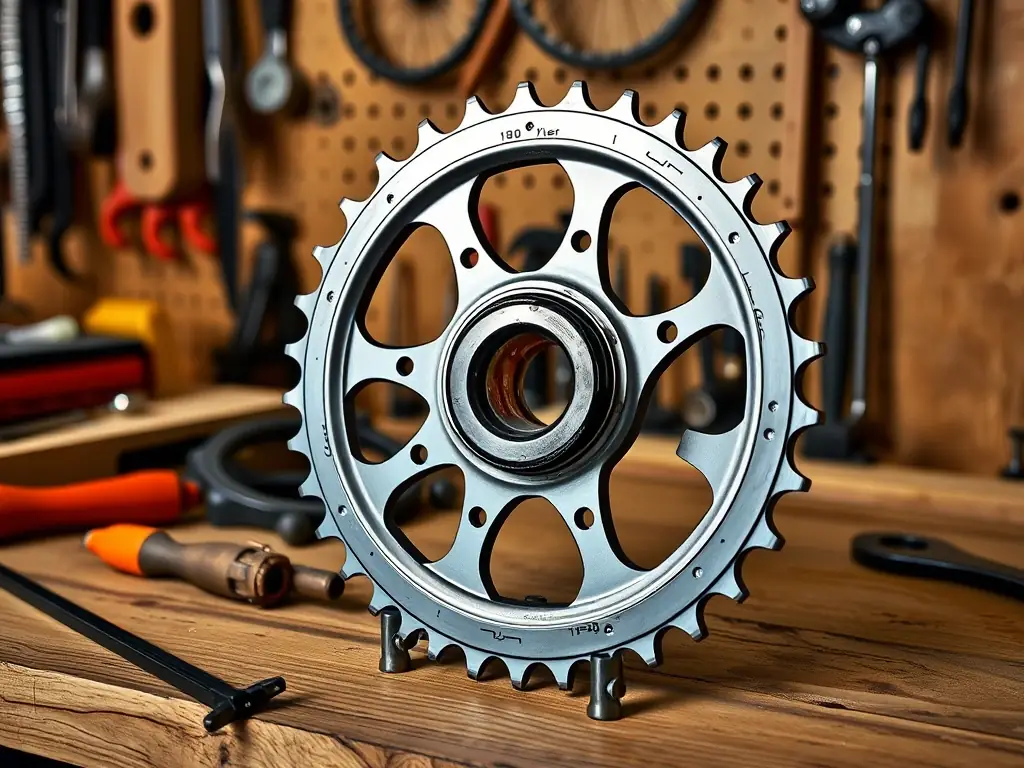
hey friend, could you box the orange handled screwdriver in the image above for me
[0,471,201,541]
[85,524,343,607]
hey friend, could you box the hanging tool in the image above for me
[947,0,976,148]
[802,236,865,459]
[114,0,205,200]
[0,561,286,731]
[0,471,200,541]
[641,274,683,434]
[801,0,932,460]
[852,533,1024,602]
[98,180,216,260]
[1,0,31,265]
[56,0,114,154]
[245,0,307,116]
[309,75,341,127]
[187,415,459,546]
[458,0,514,97]
[204,0,242,308]
[85,524,344,606]
[217,210,299,384]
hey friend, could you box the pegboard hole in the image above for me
[739,64,754,81]
[480,162,573,272]
[138,150,153,171]
[772,63,785,81]
[705,102,720,120]
[363,224,456,346]
[736,141,751,157]
[643,103,659,122]
[824,103,839,119]
[130,2,155,36]
[769,141,782,158]
[572,231,592,252]
[770,103,784,120]
[554,67,567,83]
[706,64,720,82]
[827,62,841,79]
[824,143,837,158]
[674,65,689,81]
[999,191,1021,214]
[775,25,787,41]
[342,70,356,86]
[738,103,752,120]
[767,180,781,196]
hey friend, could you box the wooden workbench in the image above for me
[0,455,1022,767]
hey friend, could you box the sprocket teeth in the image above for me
[547,659,577,691]
[625,633,661,667]
[460,94,493,127]
[509,81,542,111]
[793,336,825,370]
[757,221,791,255]
[792,400,821,432]
[654,108,685,144]
[338,548,365,578]
[725,173,762,211]
[293,292,316,318]
[425,631,454,661]
[316,516,341,541]
[748,517,782,551]
[464,649,490,680]
[375,151,401,182]
[674,603,709,641]
[367,585,389,615]
[558,80,596,110]
[339,199,364,224]
[281,384,301,409]
[607,89,641,121]
[506,658,532,690]
[416,118,443,151]
[687,137,727,180]
[776,456,811,494]
[780,276,814,316]
[312,244,333,269]
[713,566,748,603]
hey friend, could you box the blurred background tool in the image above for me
[85,524,344,606]
[458,0,513,97]
[0,471,200,542]
[0,559,286,732]
[56,0,115,154]
[99,178,216,260]
[245,0,307,116]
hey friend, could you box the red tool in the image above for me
[99,180,217,261]
[0,471,201,542]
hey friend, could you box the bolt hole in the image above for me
[763,428,775,441]
[768,400,779,412]
[999,190,1021,214]
[574,508,595,530]
[603,624,614,635]
[410,445,428,464]
[130,2,155,36]
[138,151,153,170]
[460,248,479,268]
[692,567,703,578]
[729,232,740,244]
[396,357,414,376]
[469,507,487,528]
[386,194,394,204]
[657,321,677,343]
[571,230,592,252]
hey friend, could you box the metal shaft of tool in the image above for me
[1,0,31,264]
[850,43,880,422]
[948,0,975,147]
[0,561,284,730]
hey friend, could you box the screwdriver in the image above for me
[0,471,201,541]
[84,524,343,607]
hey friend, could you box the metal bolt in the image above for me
[846,16,863,34]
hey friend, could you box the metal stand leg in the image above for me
[587,653,625,721]
[379,607,410,673]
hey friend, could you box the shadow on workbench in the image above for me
[0,747,74,767]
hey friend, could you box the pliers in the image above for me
[99,180,217,261]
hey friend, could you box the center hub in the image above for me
[444,288,620,475]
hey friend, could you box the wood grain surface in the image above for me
[0,467,1021,767]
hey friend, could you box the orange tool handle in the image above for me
[0,471,201,541]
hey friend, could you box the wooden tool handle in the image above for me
[0,471,199,541]
[114,0,205,200]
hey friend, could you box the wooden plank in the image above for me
[0,385,286,485]
[0,470,1021,767]
[0,663,466,768]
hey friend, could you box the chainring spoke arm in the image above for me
[345,327,442,399]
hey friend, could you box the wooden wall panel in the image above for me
[2,0,1021,476]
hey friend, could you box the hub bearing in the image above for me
[285,82,822,697]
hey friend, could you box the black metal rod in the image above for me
[0,561,285,731]
[947,0,975,147]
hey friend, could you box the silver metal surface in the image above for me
[202,0,228,183]
[1,0,30,264]
[245,29,292,114]
[285,82,822,689]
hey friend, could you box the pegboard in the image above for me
[5,0,1022,476]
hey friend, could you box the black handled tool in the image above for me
[1002,427,1024,480]
[802,236,864,459]
[852,533,1024,602]
[0,560,286,731]
[947,0,975,148]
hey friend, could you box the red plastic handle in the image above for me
[98,181,139,249]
